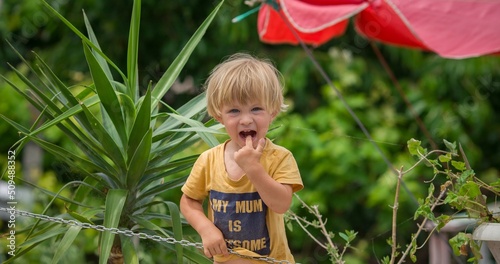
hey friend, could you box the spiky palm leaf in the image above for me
[0,0,224,263]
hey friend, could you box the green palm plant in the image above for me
[1,0,224,263]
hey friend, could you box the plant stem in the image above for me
[390,167,403,264]
[396,183,449,264]
[290,194,344,263]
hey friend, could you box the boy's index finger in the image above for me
[246,136,253,147]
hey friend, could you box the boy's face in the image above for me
[216,100,276,149]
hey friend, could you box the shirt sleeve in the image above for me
[181,151,210,201]
[265,144,304,193]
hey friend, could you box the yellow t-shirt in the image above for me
[181,139,303,263]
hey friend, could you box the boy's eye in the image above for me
[252,107,264,112]
[228,109,239,114]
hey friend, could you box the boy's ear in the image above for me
[214,115,223,124]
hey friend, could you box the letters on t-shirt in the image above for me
[209,190,270,255]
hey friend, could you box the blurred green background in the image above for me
[1,0,499,263]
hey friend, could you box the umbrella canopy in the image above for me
[258,0,500,59]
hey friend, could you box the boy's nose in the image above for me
[240,114,253,125]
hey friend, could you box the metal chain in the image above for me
[0,207,291,264]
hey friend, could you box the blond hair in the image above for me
[204,53,287,118]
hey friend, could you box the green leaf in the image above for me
[5,41,72,111]
[128,88,151,161]
[153,92,208,138]
[169,126,225,134]
[435,215,451,231]
[174,91,208,119]
[3,244,39,263]
[99,189,128,264]
[3,70,117,171]
[80,102,126,178]
[414,203,435,221]
[32,52,79,107]
[120,235,139,264]
[3,61,113,165]
[449,232,471,256]
[132,215,172,237]
[443,139,457,153]
[137,176,186,203]
[25,135,113,181]
[150,135,199,163]
[165,201,184,263]
[118,92,137,136]
[126,0,141,101]
[407,138,427,157]
[151,0,224,106]
[25,95,100,137]
[18,180,92,209]
[83,42,128,148]
[459,181,482,198]
[31,53,102,137]
[6,63,61,113]
[451,160,467,172]
[19,227,69,248]
[52,225,82,263]
[20,181,95,241]
[168,113,220,148]
[339,232,349,242]
[141,156,197,188]
[458,169,475,185]
[380,256,390,264]
[67,210,96,225]
[160,243,211,264]
[136,177,186,202]
[144,154,197,175]
[83,11,115,85]
[68,176,102,212]
[438,153,452,163]
[126,128,152,188]
[0,114,31,135]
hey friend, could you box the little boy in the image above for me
[180,53,303,263]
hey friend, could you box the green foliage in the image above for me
[1,0,224,262]
[408,139,499,263]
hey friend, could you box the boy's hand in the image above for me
[200,225,228,258]
[234,137,265,171]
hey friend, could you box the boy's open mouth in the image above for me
[239,130,257,139]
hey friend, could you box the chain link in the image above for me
[0,207,291,264]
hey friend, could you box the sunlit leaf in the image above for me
[126,0,141,100]
[52,225,82,263]
[99,189,128,264]
[407,138,427,157]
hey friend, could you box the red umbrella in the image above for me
[257,0,500,58]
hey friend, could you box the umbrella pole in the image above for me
[369,42,438,150]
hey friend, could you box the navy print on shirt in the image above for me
[209,190,270,255]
